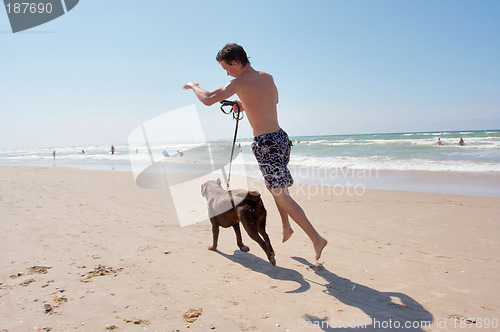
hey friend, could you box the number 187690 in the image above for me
[454,317,498,329]
[6,2,53,14]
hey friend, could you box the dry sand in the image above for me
[1,166,499,331]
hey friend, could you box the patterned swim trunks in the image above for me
[251,128,294,189]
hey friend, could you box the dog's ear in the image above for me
[216,178,221,186]
[201,183,208,197]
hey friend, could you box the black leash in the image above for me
[219,100,243,190]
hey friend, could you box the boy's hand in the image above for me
[233,100,244,113]
[183,82,199,90]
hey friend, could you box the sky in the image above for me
[1,0,499,149]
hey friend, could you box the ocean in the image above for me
[1,130,499,197]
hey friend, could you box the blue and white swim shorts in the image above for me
[251,128,294,189]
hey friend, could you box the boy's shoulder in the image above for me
[257,70,273,78]
[231,68,274,87]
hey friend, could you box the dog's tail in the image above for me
[245,191,261,201]
[230,190,261,202]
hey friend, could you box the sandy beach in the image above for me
[1,166,499,331]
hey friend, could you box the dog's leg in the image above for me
[232,224,250,252]
[240,220,276,266]
[209,221,219,251]
[258,228,276,265]
[256,214,275,256]
[258,227,275,256]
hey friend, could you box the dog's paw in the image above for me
[269,256,276,266]
[240,245,250,252]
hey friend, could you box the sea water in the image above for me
[288,130,500,173]
[1,130,499,196]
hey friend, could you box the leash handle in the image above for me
[220,100,243,120]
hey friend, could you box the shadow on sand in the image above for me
[217,251,433,331]
[293,256,433,331]
[216,250,310,293]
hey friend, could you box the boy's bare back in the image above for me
[231,68,281,137]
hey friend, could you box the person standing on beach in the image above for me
[183,43,327,260]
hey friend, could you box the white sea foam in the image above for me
[1,130,499,174]
[288,156,500,173]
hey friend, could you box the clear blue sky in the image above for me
[1,0,499,148]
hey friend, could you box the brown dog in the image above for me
[201,179,275,265]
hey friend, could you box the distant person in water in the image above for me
[53,150,56,160]
[458,138,465,146]
[111,145,115,154]
[436,138,441,146]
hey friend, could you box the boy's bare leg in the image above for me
[270,187,327,260]
[273,198,294,243]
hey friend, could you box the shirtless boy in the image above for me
[183,43,327,260]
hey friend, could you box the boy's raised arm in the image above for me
[183,81,236,106]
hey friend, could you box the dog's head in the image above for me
[201,178,222,198]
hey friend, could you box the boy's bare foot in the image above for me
[282,227,294,243]
[314,237,328,260]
